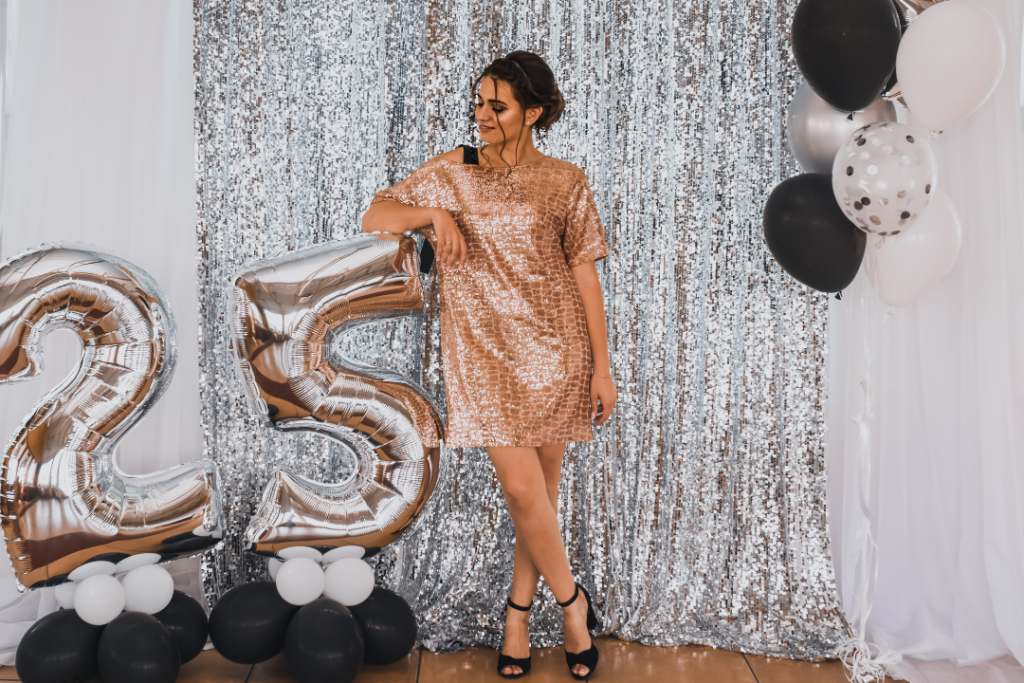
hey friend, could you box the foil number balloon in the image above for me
[0,244,223,590]
[230,235,444,556]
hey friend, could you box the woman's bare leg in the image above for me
[500,443,565,675]
[489,445,593,677]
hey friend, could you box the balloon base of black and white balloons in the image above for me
[210,553,418,683]
[16,585,209,683]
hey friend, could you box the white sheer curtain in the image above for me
[827,1,1024,682]
[0,0,200,655]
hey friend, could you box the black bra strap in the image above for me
[458,143,479,165]
[418,239,434,275]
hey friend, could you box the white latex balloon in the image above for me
[114,553,161,574]
[74,574,125,625]
[68,561,116,582]
[55,582,77,610]
[268,558,283,580]
[832,121,937,235]
[322,546,365,565]
[864,190,962,307]
[122,565,175,614]
[896,2,1005,132]
[275,558,325,606]
[322,558,374,606]
[278,546,323,564]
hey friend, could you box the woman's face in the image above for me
[475,77,542,145]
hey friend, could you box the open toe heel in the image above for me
[497,596,533,679]
[557,582,599,681]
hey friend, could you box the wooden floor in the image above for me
[0,638,895,682]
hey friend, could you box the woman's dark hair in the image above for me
[470,51,565,169]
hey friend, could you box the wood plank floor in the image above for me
[0,638,895,682]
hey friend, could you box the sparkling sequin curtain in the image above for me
[194,0,851,659]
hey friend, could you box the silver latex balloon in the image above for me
[0,244,223,590]
[230,234,444,556]
[787,81,898,174]
[892,0,947,26]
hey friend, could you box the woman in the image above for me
[361,51,616,681]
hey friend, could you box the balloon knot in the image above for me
[835,291,843,300]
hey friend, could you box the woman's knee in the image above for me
[501,477,542,512]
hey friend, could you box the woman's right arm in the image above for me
[362,201,467,270]
[361,201,437,235]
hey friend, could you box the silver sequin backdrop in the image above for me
[194,0,851,659]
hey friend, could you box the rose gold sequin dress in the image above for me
[370,149,609,447]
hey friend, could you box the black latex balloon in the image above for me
[208,581,300,664]
[97,612,180,683]
[348,587,418,665]
[153,590,209,664]
[763,174,866,293]
[15,609,104,683]
[285,598,365,683]
[883,0,911,95]
[792,0,902,112]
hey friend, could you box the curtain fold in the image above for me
[826,1,1024,680]
[0,0,200,616]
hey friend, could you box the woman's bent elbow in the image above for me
[361,209,376,233]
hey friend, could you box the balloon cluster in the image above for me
[53,555,174,625]
[209,578,417,683]
[765,0,1004,305]
[1,236,438,683]
[269,547,375,607]
[16,587,208,683]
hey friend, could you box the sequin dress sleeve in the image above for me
[562,175,610,268]
[369,155,608,448]
[369,158,445,214]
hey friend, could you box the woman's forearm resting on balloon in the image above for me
[362,200,440,234]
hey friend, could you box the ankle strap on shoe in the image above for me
[555,583,580,608]
[506,596,533,612]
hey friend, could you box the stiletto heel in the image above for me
[497,596,533,679]
[556,582,599,681]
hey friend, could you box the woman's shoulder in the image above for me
[421,147,471,167]
[436,147,467,164]
[398,150,463,176]
[543,156,586,177]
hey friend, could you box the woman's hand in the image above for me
[590,374,617,426]
[431,209,467,270]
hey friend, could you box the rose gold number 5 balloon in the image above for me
[230,235,443,556]
[0,244,223,590]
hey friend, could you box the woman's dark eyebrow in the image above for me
[474,96,507,105]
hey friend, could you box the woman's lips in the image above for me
[479,125,494,130]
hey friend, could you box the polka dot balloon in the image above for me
[831,121,937,235]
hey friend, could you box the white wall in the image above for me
[0,0,198,607]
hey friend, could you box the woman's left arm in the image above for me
[571,261,617,426]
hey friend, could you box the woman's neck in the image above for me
[479,142,545,168]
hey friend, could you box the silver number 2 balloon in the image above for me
[230,235,444,555]
[0,244,223,590]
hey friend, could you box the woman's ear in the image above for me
[526,105,543,126]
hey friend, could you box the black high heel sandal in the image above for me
[556,582,599,681]
[497,596,533,679]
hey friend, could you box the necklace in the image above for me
[478,148,546,170]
